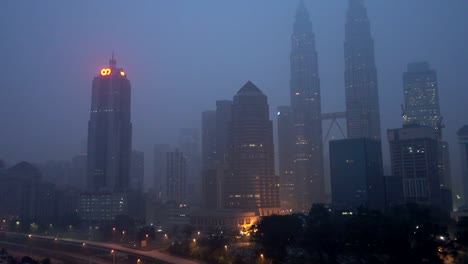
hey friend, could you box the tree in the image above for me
[303,204,344,264]
[252,214,303,262]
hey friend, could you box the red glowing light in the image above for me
[100,68,112,76]
[120,71,125,76]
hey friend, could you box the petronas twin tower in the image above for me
[280,0,381,211]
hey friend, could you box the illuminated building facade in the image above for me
[289,1,325,210]
[224,81,280,216]
[403,62,441,131]
[403,62,452,210]
[86,54,132,192]
[345,0,381,140]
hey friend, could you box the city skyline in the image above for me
[2,1,468,263]
[1,0,468,192]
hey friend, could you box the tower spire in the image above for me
[110,50,117,68]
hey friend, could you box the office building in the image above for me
[345,0,381,140]
[403,62,452,210]
[276,106,295,210]
[166,149,187,204]
[457,126,468,209]
[86,54,132,192]
[224,81,280,216]
[154,143,171,201]
[388,125,441,207]
[290,1,325,210]
[201,110,220,209]
[178,128,201,204]
[330,138,385,211]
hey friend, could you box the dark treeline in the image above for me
[251,204,466,264]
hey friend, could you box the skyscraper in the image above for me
[201,110,220,209]
[457,126,468,209]
[224,81,280,216]
[330,138,385,211]
[403,62,441,131]
[276,106,295,210]
[290,1,325,210]
[345,0,381,140]
[153,143,171,201]
[215,100,233,163]
[179,128,201,205]
[201,111,217,168]
[166,149,187,204]
[403,62,452,208]
[86,54,132,192]
[388,125,441,208]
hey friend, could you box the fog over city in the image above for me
[1,1,467,174]
[2,1,468,263]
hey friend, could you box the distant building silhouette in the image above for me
[329,138,385,211]
[178,128,201,205]
[289,1,325,210]
[0,162,41,222]
[388,125,443,208]
[71,154,87,189]
[457,126,468,209]
[345,0,381,140]
[200,101,232,209]
[130,150,144,192]
[166,149,187,204]
[276,106,295,210]
[153,143,171,201]
[38,160,71,188]
[215,100,232,163]
[224,81,280,216]
[201,110,220,209]
[86,54,132,192]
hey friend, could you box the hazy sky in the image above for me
[1,0,468,185]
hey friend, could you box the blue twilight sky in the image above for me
[1,0,468,187]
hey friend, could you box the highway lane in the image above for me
[0,232,200,264]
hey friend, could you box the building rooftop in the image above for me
[236,81,264,96]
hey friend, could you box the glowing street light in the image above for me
[110,250,116,264]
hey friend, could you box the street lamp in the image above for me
[110,250,116,264]
[82,242,91,264]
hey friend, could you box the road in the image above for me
[0,232,200,264]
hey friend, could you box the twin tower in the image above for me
[279,0,381,211]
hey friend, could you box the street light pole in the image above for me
[111,250,116,264]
